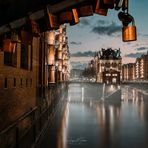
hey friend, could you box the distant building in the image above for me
[122,63,135,81]
[95,48,122,84]
[122,51,148,81]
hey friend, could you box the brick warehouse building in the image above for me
[95,48,122,84]
[122,51,148,81]
[0,25,70,131]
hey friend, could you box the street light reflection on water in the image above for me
[40,83,148,148]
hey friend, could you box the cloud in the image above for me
[91,21,122,36]
[143,34,148,37]
[80,19,90,26]
[96,20,109,25]
[136,47,148,51]
[71,51,96,57]
[70,41,82,45]
[124,52,146,58]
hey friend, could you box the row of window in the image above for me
[105,74,118,76]
[3,77,32,89]
[4,43,32,70]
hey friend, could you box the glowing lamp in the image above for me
[46,31,56,45]
[47,46,55,65]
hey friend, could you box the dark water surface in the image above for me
[40,83,148,148]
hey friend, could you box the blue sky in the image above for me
[67,0,148,68]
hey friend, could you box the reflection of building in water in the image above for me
[94,48,122,84]
[122,51,148,81]
[57,103,69,148]
[96,104,121,147]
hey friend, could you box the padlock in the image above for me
[70,9,80,26]
[103,0,114,9]
[122,0,128,11]
[78,5,94,17]
[115,0,124,10]
[122,19,137,42]
[95,0,108,16]
[37,12,59,32]
[59,8,79,25]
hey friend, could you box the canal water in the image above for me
[39,83,148,148]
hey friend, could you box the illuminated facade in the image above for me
[122,63,136,81]
[95,48,122,84]
[0,25,70,130]
[122,51,148,81]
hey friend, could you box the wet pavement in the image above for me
[39,82,148,148]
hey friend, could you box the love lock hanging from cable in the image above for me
[103,0,114,9]
[95,0,108,16]
[59,8,79,26]
[122,17,137,42]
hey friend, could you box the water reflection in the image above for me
[57,103,69,148]
[40,83,148,148]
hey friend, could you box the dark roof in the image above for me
[0,0,87,31]
[98,48,121,60]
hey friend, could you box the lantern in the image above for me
[122,20,137,42]
[46,31,56,45]
[47,46,55,65]
[59,26,63,34]
[58,34,63,43]
[49,65,55,83]
[95,0,108,16]
[2,39,16,53]
[58,43,62,51]
[58,60,63,71]
[57,50,63,60]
